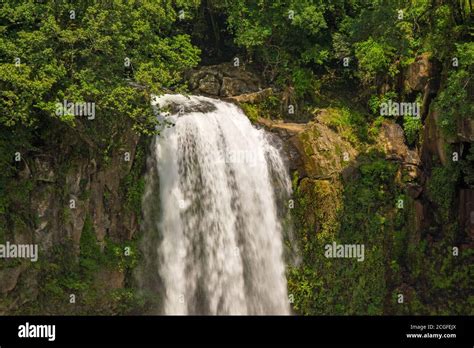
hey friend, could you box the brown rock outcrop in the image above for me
[188,63,262,97]
[405,53,431,92]
[255,109,358,179]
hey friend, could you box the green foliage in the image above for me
[425,4,472,61]
[401,225,474,315]
[335,0,422,86]
[241,94,282,122]
[355,38,395,82]
[103,237,140,273]
[435,42,474,138]
[0,1,200,133]
[427,164,461,223]
[109,288,146,314]
[203,0,472,114]
[0,127,35,252]
[288,151,400,315]
[367,115,385,139]
[240,103,260,123]
[122,142,147,219]
[290,144,471,315]
[218,0,336,97]
[403,115,422,145]
[81,215,140,273]
[79,216,101,274]
[368,92,398,115]
[25,215,143,315]
[340,152,399,239]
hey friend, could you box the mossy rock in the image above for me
[296,121,358,178]
[295,178,342,237]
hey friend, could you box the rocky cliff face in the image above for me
[411,54,474,248]
[0,120,144,314]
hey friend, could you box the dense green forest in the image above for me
[0,0,472,315]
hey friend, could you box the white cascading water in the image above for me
[139,94,292,315]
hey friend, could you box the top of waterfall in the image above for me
[151,94,218,116]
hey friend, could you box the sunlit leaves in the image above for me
[355,38,395,83]
[0,0,200,133]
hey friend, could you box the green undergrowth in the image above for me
[288,150,401,315]
[121,140,148,221]
[288,145,472,315]
[16,215,146,315]
[240,94,282,123]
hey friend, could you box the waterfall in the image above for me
[138,94,292,315]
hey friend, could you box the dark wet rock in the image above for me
[188,63,261,97]
[165,100,217,115]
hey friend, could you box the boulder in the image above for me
[296,121,358,178]
[220,77,252,96]
[405,53,431,92]
[377,121,420,165]
[188,63,261,97]
[196,74,220,95]
[377,121,421,182]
